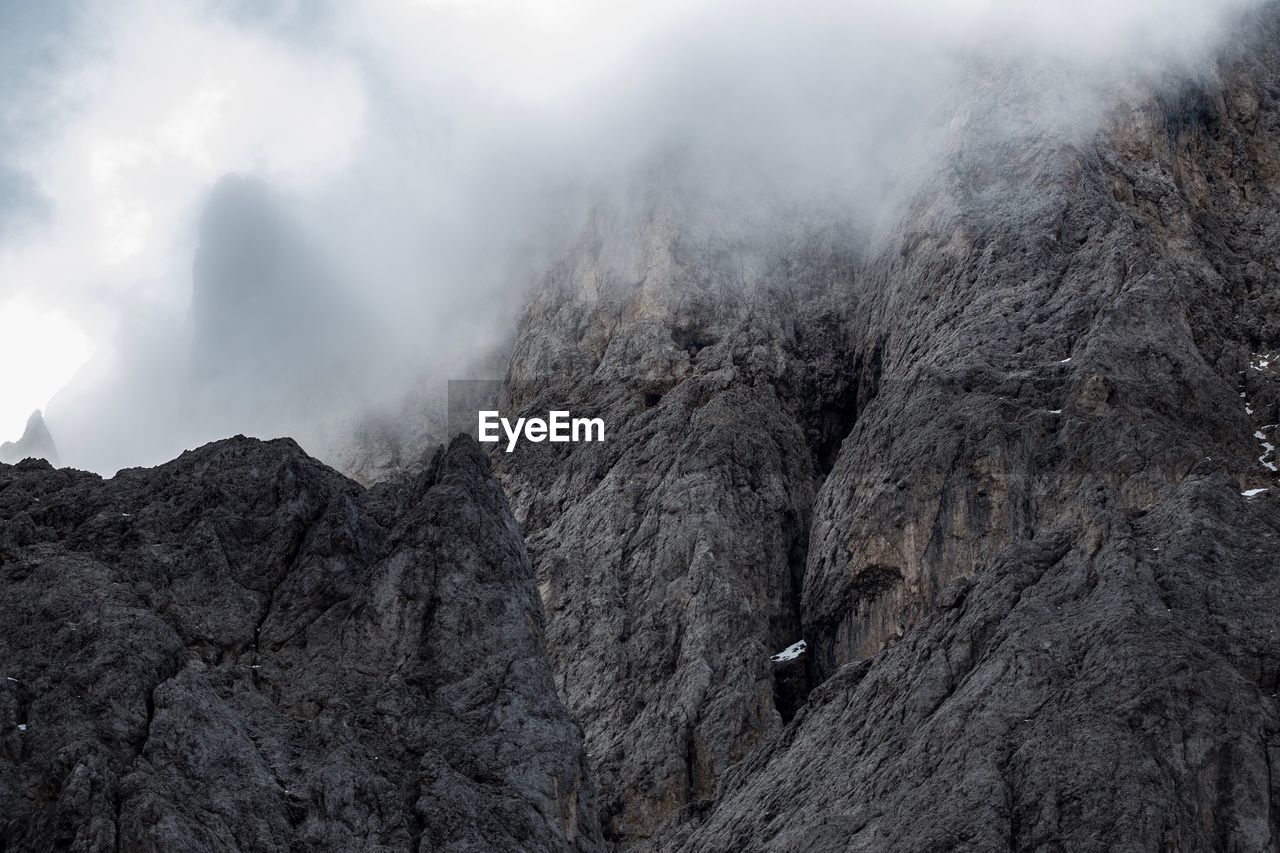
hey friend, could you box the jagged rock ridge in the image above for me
[3,4,1279,851]
[0,437,602,851]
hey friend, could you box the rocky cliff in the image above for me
[0,437,601,851]
[493,4,1280,849]
[493,209,863,842]
[4,4,1280,851]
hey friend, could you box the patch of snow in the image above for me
[1058,357,1072,364]
[1255,431,1267,440]
[16,724,26,732]
[1261,442,1277,472]
[1246,405,1254,415]
[1048,409,1063,415]
[1243,488,1268,498]
[771,640,807,663]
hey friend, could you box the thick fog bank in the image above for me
[0,0,1264,474]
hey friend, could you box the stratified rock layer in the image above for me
[0,437,602,852]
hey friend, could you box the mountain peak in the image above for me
[0,409,59,466]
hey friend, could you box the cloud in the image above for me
[2,0,363,307]
[0,0,1263,471]
[0,295,92,440]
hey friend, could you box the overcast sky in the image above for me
[0,0,1259,455]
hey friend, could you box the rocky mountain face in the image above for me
[492,5,1280,849]
[0,437,601,851]
[4,4,1280,852]
[0,410,58,467]
[492,210,865,842]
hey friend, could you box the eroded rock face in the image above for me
[658,9,1280,852]
[0,436,602,852]
[800,13,1280,684]
[493,205,872,842]
[7,7,1279,852]
[665,476,1280,850]
[497,5,1280,848]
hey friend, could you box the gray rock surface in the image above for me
[5,5,1280,851]
[0,436,601,851]
[493,207,866,842]
[494,5,1280,848]
[0,410,58,466]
